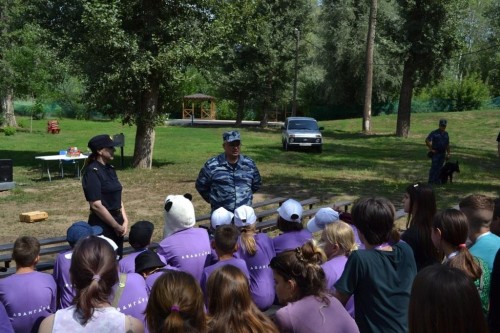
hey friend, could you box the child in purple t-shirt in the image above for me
[201,224,250,296]
[307,208,358,317]
[135,249,179,293]
[0,236,57,333]
[273,199,312,254]
[234,205,276,310]
[157,194,212,282]
[53,221,103,309]
[112,272,149,330]
[119,220,166,273]
[270,240,359,333]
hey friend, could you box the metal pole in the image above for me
[291,28,300,117]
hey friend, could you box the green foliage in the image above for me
[3,126,16,136]
[428,75,491,111]
[30,101,45,120]
[216,99,237,120]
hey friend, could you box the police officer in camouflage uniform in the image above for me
[196,131,262,212]
[425,119,450,185]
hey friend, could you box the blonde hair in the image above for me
[239,225,257,256]
[323,221,358,256]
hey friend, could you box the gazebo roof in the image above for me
[183,93,215,101]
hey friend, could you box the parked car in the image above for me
[281,117,324,153]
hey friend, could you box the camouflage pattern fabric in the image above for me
[196,153,261,212]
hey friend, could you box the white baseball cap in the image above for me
[307,208,340,233]
[210,207,234,229]
[234,205,257,227]
[277,199,303,223]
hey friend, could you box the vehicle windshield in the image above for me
[288,120,318,130]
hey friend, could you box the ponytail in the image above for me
[447,245,482,281]
[162,305,187,333]
[239,225,257,256]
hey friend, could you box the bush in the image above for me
[31,101,46,120]
[4,126,16,136]
[216,99,237,120]
[429,75,491,111]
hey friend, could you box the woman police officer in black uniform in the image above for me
[82,134,129,258]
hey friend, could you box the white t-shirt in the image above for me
[52,306,125,332]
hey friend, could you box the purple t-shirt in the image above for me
[114,273,148,330]
[0,271,57,332]
[275,295,359,333]
[145,267,180,294]
[322,256,354,317]
[236,233,276,310]
[273,229,312,254]
[157,228,212,282]
[351,225,365,250]
[53,250,74,309]
[200,258,250,295]
[119,249,167,274]
[0,301,14,333]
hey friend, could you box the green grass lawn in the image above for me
[0,109,498,243]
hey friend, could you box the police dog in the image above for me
[440,161,460,184]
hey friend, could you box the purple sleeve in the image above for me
[275,308,293,333]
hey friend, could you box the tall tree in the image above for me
[394,0,466,137]
[362,0,378,132]
[32,0,218,168]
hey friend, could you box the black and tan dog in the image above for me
[440,161,460,184]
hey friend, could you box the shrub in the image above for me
[30,101,45,120]
[429,74,490,111]
[4,126,16,136]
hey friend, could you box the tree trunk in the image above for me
[132,78,160,169]
[362,0,378,133]
[260,107,268,127]
[2,91,17,127]
[235,93,244,126]
[396,59,416,138]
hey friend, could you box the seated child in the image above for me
[334,197,417,333]
[145,270,206,333]
[135,249,178,293]
[200,224,250,295]
[207,206,234,264]
[272,199,312,254]
[307,207,357,317]
[234,205,276,310]
[0,236,57,332]
[53,221,103,309]
[270,241,359,333]
[157,194,212,282]
[119,220,165,273]
[206,265,279,333]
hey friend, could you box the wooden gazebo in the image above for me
[182,93,216,119]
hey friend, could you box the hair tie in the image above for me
[171,305,180,312]
[92,274,101,281]
[458,243,467,249]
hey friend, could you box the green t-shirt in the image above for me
[334,241,417,333]
[474,256,491,316]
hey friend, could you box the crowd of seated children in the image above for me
[157,194,212,283]
[307,207,357,317]
[0,236,56,332]
[38,236,144,333]
[206,265,279,333]
[270,240,359,333]
[431,208,490,315]
[400,183,441,271]
[145,270,206,333]
[233,205,275,311]
[334,197,417,333]
[409,264,488,333]
[272,199,312,254]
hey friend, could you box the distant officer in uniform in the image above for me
[196,131,262,212]
[425,119,450,185]
[82,134,129,258]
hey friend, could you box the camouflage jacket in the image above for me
[195,153,261,212]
